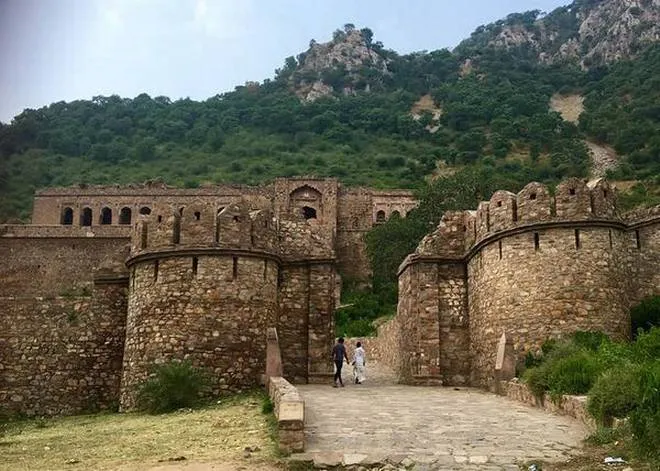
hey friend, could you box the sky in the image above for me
[0,0,570,124]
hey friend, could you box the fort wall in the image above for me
[1,177,415,416]
[397,178,660,388]
[0,280,127,416]
[0,231,128,297]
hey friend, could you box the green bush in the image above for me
[571,331,610,351]
[630,296,660,338]
[631,326,660,362]
[136,360,210,414]
[523,335,603,399]
[546,349,602,396]
[587,364,642,425]
[261,397,274,414]
[629,360,660,460]
[524,361,551,399]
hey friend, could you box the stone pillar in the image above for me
[307,263,336,381]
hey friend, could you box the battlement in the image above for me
[411,178,635,262]
[129,201,278,256]
[128,200,334,262]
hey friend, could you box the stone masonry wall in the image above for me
[336,188,373,281]
[395,178,659,389]
[395,260,469,386]
[346,315,400,372]
[0,234,128,297]
[468,226,633,386]
[121,255,277,409]
[0,282,127,416]
[277,265,310,384]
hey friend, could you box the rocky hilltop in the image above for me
[457,0,660,67]
[279,24,389,101]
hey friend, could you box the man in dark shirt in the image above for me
[332,337,349,387]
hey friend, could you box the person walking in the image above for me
[332,337,349,387]
[352,341,366,384]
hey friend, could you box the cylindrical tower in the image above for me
[120,201,279,409]
[468,179,634,386]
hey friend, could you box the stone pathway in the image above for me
[292,362,587,470]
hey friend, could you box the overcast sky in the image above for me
[0,0,569,123]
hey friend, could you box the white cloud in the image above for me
[192,0,254,40]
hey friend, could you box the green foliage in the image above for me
[587,364,642,425]
[136,360,210,414]
[523,333,606,399]
[335,281,397,337]
[629,360,660,460]
[581,44,660,181]
[585,425,630,446]
[524,328,660,462]
[261,397,274,414]
[571,331,610,352]
[631,295,660,338]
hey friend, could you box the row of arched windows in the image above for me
[60,206,152,226]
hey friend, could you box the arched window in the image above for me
[376,210,386,223]
[100,207,112,225]
[119,207,132,225]
[80,208,92,227]
[302,206,317,219]
[139,206,151,215]
[390,210,401,219]
[61,207,74,225]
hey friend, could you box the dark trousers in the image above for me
[334,360,344,384]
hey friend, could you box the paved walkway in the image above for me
[293,362,587,470]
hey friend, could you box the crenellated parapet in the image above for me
[129,201,279,257]
[415,211,473,258]
[405,178,627,264]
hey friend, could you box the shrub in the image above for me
[629,360,660,460]
[524,362,551,399]
[588,364,642,425]
[546,350,602,396]
[631,326,660,362]
[523,337,603,399]
[571,331,610,351]
[630,295,660,338]
[136,360,210,414]
[261,397,274,414]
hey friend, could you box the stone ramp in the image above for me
[292,363,586,470]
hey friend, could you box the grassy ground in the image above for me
[527,428,658,471]
[0,392,283,471]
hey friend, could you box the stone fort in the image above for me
[0,176,658,416]
[0,177,416,415]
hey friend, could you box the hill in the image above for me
[0,0,659,222]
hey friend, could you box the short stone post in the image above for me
[494,332,516,394]
[265,327,283,386]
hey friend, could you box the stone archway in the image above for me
[289,185,323,221]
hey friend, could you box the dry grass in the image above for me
[0,393,283,471]
[550,93,585,124]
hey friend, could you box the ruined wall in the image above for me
[120,204,280,409]
[395,178,660,389]
[395,260,469,386]
[0,281,127,416]
[336,188,373,281]
[32,184,269,226]
[468,226,633,386]
[0,230,128,297]
[346,316,401,372]
[624,207,660,305]
[121,255,277,409]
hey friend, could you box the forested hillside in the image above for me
[0,0,659,226]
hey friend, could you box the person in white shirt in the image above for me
[352,341,366,384]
